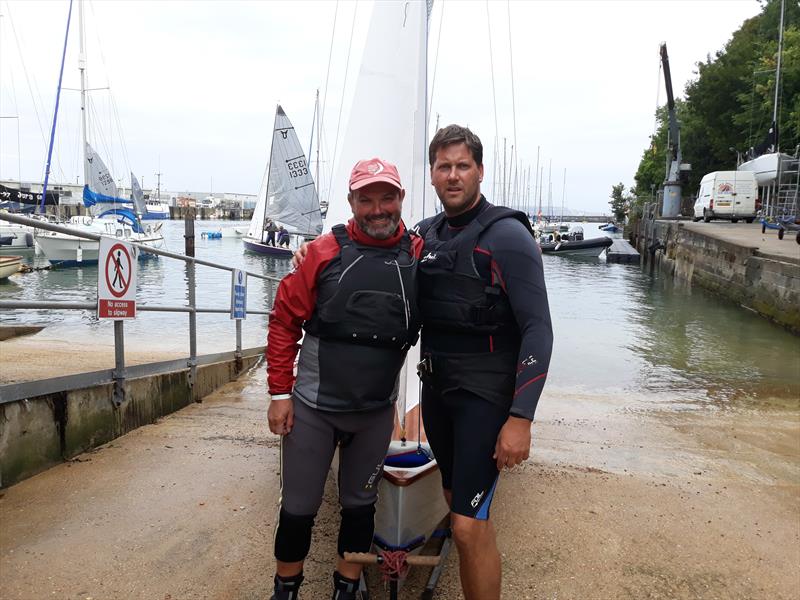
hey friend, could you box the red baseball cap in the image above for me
[348,158,403,191]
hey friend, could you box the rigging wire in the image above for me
[506,0,518,198]
[485,1,499,203]
[88,0,131,185]
[318,0,339,201]
[326,1,358,208]
[4,0,52,180]
[427,0,445,129]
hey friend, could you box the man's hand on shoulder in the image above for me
[291,242,310,269]
[493,415,532,470]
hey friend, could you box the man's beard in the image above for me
[358,213,400,240]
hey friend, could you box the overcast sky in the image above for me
[0,0,763,213]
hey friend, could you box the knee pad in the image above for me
[337,503,376,557]
[275,509,316,563]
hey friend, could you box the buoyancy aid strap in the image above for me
[399,229,411,255]
[331,223,351,247]
[416,212,447,239]
[474,205,534,236]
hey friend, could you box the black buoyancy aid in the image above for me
[417,204,532,336]
[304,224,420,349]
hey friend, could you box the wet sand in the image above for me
[0,366,798,599]
[0,334,186,385]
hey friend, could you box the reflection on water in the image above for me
[1,221,798,404]
[541,224,799,406]
[0,221,292,353]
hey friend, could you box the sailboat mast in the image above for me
[39,0,74,213]
[533,146,540,218]
[422,0,431,219]
[315,89,320,204]
[560,168,566,224]
[773,0,785,149]
[79,0,89,188]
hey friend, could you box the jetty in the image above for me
[605,239,641,264]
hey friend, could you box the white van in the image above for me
[693,171,757,223]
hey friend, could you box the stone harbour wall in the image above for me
[0,355,261,488]
[636,220,800,334]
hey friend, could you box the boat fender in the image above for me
[275,509,316,562]
[338,503,376,557]
[25,233,34,247]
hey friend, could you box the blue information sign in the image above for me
[230,269,247,320]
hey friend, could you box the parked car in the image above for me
[693,171,757,223]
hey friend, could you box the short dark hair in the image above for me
[428,125,483,167]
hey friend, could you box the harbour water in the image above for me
[1,221,798,405]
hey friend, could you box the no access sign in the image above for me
[98,237,137,319]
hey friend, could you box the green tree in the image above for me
[632,0,799,201]
[609,183,628,222]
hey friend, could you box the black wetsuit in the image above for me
[417,196,553,519]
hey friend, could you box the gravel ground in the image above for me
[0,365,798,600]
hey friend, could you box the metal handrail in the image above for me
[0,346,265,405]
[0,211,282,282]
[0,211,279,407]
[0,300,269,315]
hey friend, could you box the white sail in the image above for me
[130,172,147,215]
[246,165,270,241]
[325,1,430,233]
[85,143,121,198]
[265,106,323,235]
[326,0,431,414]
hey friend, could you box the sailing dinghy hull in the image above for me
[374,441,449,551]
[242,236,293,258]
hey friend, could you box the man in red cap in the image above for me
[266,158,423,600]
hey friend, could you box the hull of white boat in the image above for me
[35,233,100,265]
[0,255,22,279]
[374,441,449,550]
[37,231,164,266]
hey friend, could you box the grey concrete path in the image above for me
[681,221,800,263]
[1,364,798,600]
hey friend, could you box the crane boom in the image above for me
[659,42,687,218]
[660,43,680,165]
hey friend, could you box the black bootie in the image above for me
[331,570,360,600]
[270,573,304,600]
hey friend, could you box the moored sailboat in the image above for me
[33,0,165,267]
[242,105,323,258]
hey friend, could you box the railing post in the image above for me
[235,319,243,372]
[185,209,198,399]
[113,320,125,407]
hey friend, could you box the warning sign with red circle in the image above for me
[98,237,137,319]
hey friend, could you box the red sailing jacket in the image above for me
[267,219,424,395]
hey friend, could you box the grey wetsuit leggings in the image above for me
[279,397,395,515]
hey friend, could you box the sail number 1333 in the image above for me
[286,159,309,179]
